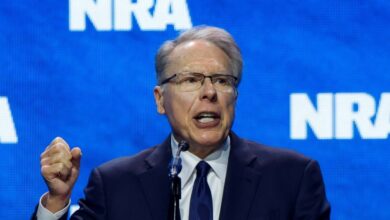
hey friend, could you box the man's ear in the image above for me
[153,86,165,114]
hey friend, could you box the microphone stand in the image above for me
[168,140,189,220]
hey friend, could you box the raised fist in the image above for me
[40,137,82,212]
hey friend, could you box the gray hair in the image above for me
[155,25,243,86]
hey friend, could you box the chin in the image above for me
[191,130,227,147]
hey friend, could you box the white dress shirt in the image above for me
[37,193,70,220]
[37,136,231,220]
[171,135,230,220]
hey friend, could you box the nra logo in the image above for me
[290,93,390,140]
[69,0,192,31]
[0,97,18,144]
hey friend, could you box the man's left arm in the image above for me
[294,160,331,220]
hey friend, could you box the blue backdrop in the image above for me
[1,0,389,219]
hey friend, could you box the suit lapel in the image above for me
[137,136,172,220]
[136,133,263,220]
[219,133,263,220]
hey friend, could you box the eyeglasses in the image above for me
[159,72,238,93]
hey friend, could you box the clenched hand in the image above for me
[40,137,82,212]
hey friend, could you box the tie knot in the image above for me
[196,161,211,178]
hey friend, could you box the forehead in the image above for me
[165,40,231,75]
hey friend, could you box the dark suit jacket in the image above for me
[33,132,330,220]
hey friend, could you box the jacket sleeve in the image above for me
[293,160,331,220]
[70,168,107,220]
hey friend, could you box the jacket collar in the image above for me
[219,132,263,220]
[139,132,263,220]
[138,135,172,220]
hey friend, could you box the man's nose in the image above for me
[199,77,217,102]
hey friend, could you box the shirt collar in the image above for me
[170,135,231,189]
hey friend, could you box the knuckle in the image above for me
[50,144,60,152]
[41,166,49,175]
[56,151,64,159]
[51,143,66,153]
[53,136,63,144]
[40,157,48,166]
[58,151,71,161]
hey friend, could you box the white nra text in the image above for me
[0,97,18,144]
[290,93,390,140]
[69,0,192,31]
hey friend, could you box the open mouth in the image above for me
[193,112,221,126]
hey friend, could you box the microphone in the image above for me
[168,140,189,220]
[169,140,189,178]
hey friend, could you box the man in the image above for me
[33,26,331,220]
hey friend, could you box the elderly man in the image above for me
[33,26,330,220]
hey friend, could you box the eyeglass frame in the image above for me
[159,72,238,93]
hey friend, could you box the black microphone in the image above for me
[168,140,189,220]
[169,140,189,178]
[178,140,190,151]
